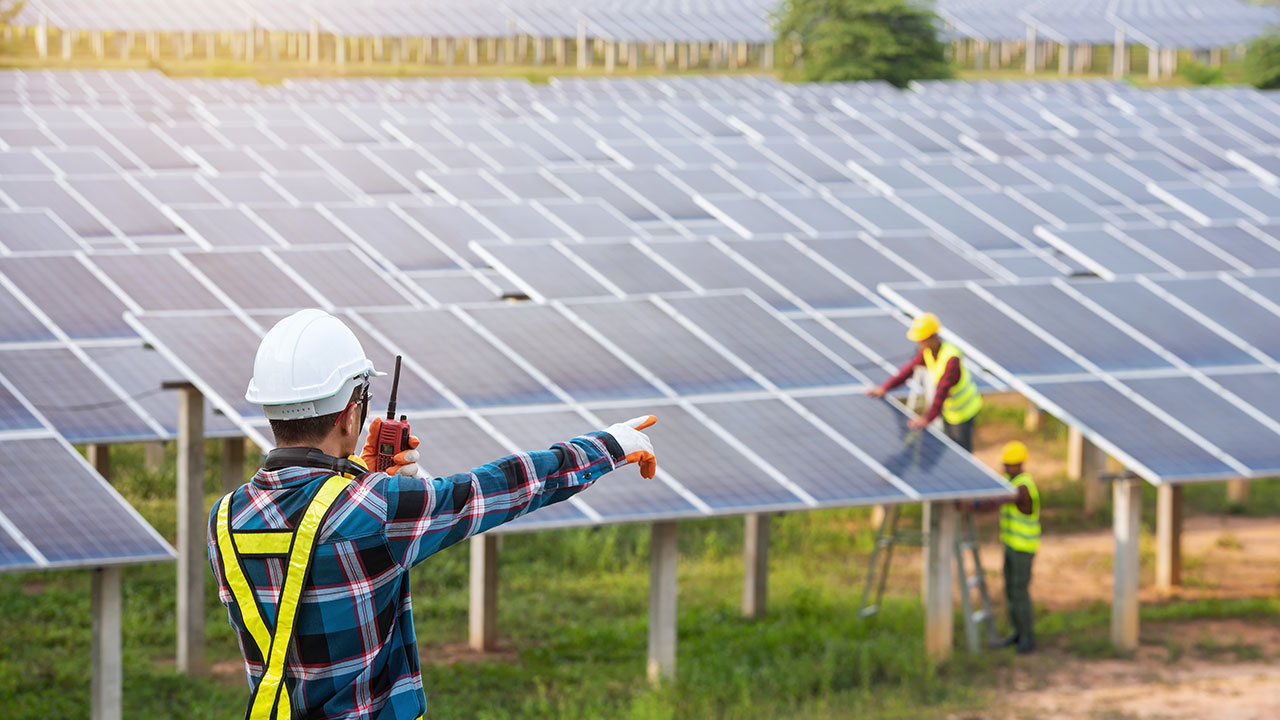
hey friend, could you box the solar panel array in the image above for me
[938,0,1280,48]
[17,0,776,43]
[880,275,1280,485]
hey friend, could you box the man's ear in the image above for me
[342,403,361,439]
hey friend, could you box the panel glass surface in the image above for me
[360,309,556,407]
[566,299,761,395]
[135,313,265,418]
[0,256,134,338]
[479,243,613,299]
[648,241,790,310]
[1030,380,1236,482]
[1125,376,1280,475]
[90,252,223,311]
[0,437,172,565]
[696,398,908,504]
[727,240,872,309]
[798,393,1008,497]
[0,209,82,252]
[184,251,316,310]
[0,348,157,443]
[1209,371,1280,426]
[173,207,279,248]
[465,303,659,401]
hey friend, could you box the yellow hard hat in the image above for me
[1001,441,1028,466]
[906,312,941,342]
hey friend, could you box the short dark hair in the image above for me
[268,386,363,448]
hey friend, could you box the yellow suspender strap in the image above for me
[215,475,353,720]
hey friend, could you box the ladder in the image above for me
[955,511,1000,653]
[858,507,1000,654]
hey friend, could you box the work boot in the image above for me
[997,634,1018,648]
[1015,641,1036,655]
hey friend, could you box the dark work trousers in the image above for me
[1003,546,1035,652]
[943,418,975,452]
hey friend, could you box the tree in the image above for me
[1244,29,1280,89]
[774,0,951,86]
[0,1,25,26]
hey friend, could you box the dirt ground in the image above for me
[966,516,1280,720]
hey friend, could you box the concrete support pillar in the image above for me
[1068,427,1107,515]
[1078,43,1092,72]
[61,30,73,60]
[762,42,774,69]
[679,43,689,71]
[145,441,165,471]
[37,13,48,59]
[1024,400,1041,432]
[1210,48,1222,67]
[309,20,320,64]
[336,34,346,66]
[1227,479,1249,506]
[176,386,205,675]
[973,40,985,70]
[87,444,111,480]
[555,37,566,66]
[869,504,886,530]
[468,37,479,65]
[1113,28,1126,78]
[629,42,640,71]
[648,521,677,685]
[923,502,956,662]
[742,514,769,618]
[1112,478,1141,652]
[468,534,499,652]
[221,437,245,494]
[1058,43,1070,76]
[90,567,123,720]
[245,27,255,62]
[1147,45,1160,81]
[205,33,215,59]
[534,36,545,66]
[577,20,588,70]
[604,41,616,73]
[655,42,666,71]
[1024,25,1036,74]
[1155,485,1182,591]
[93,30,105,59]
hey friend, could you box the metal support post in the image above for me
[144,441,165,471]
[923,502,956,662]
[61,29,72,60]
[577,19,588,70]
[1058,43,1070,76]
[648,521,677,685]
[604,41,616,73]
[742,514,769,618]
[1024,400,1041,432]
[87,444,111,480]
[37,13,48,59]
[1155,485,1182,591]
[91,567,123,720]
[309,20,320,64]
[1147,45,1160,80]
[468,534,499,651]
[176,385,205,675]
[1112,478,1141,651]
[1113,28,1126,77]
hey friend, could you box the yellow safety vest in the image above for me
[1000,473,1040,554]
[922,342,982,425]
[213,475,352,720]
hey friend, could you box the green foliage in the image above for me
[1178,59,1224,85]
[774,0,952,87]
[1245,29,1280,89]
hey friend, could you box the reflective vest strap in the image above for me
[1000,473,1041,553]
[233,532,294,556]
[248,475,352,720]
[923,342,982,425]
[216,494,273,661]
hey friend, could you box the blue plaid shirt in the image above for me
[207,432,624,719]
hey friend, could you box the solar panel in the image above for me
[1124,375,1280,475]
[1186,225,1280,269]
[647,240,790,309]
[1029,379,1237,483]
[662,293,860,389]
[0,436,173,568]
[1209,370,1280,425]
[798,393,1008,497]
[128,313,265,418]
[696,398,909,503]
[183,250,317,310]
[172,206,280,248]
[0,209,82,253]
[393,205,496,267]
[1151,278,1280,360]
[1072,281,1257,367]
[0,179,110,236]
[402,414,509,478]
[359,309,557,408]
[0,256,134,339]
[464,303,659,401]
[566,298,764,395]
[272,247,413,310]
[81,343,239,438]
[476,242,614,299]
[0,377,42,432]
[0,348,158,443]
[564,242,691,294]
[250,207,352,246]
[89,252,224,311]
[727,240,872,309]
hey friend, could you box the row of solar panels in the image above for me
[938,0,1280,48]
[880,275,1280,484]
[13,0,1279,47]
[16,0,776,42]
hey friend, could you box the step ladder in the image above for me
[858,507,1000,654]
[955,511,1000,653]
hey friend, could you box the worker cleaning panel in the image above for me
[865,312,983,451]
[207,309,658,720]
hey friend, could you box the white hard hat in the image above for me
[245,309,385,421]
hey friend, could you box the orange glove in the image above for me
[361,417,422,477]
[605,415,657,479]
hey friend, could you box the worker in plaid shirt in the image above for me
[208,310,658,719]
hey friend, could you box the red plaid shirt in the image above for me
[207,432,624,720]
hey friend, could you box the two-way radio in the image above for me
[373,355,412,474]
